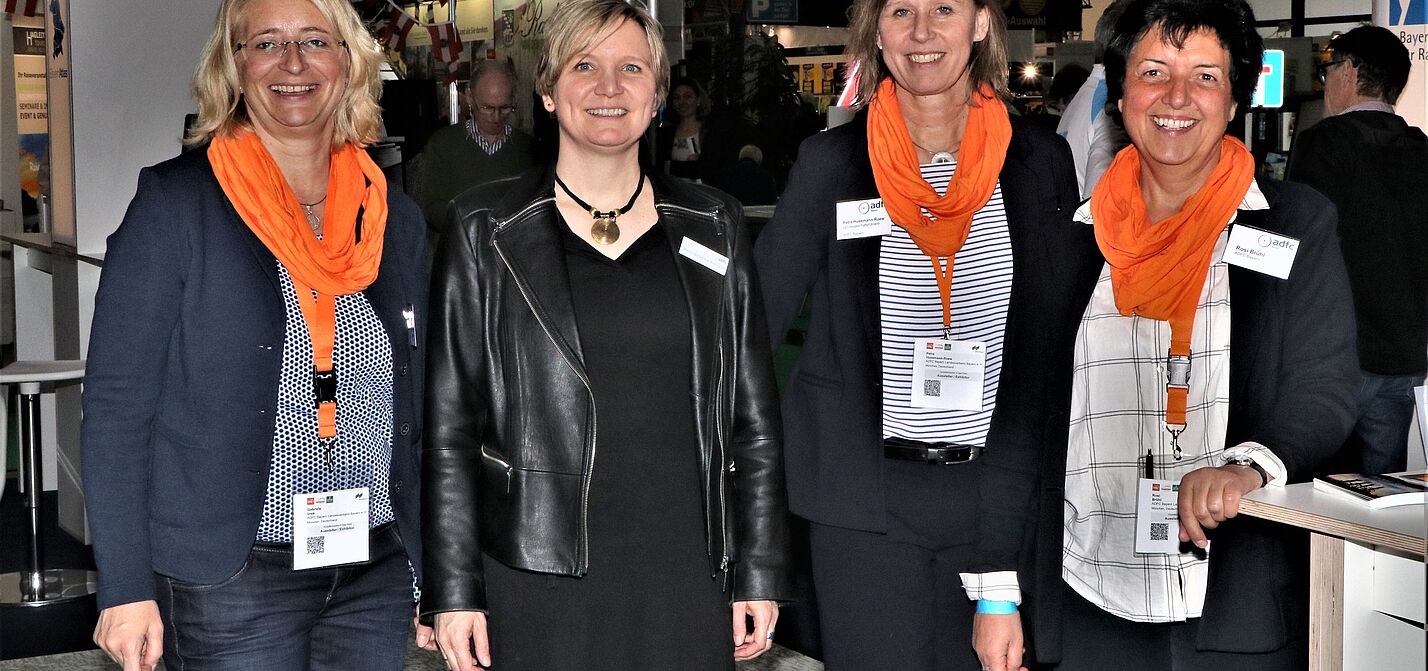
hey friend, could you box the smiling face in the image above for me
[1118,26,1237,177]
[237,0,349,144]
[542,18,659,156]
[877,0,989,100]
[670,83,698,120]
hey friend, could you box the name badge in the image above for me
[678,237,729,276]
[1134,478,1183,554]
[1223,224,1299,279]
[291,487,371,570]
[836,198,893,240]
[910,338,986,410]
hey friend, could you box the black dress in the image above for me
[482,221,733,670]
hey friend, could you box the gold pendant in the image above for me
[591,215,620,245]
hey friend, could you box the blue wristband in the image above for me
[976,599,1018,615]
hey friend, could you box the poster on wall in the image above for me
[403,0,494,47]
[1375,0,1427,130]
[13,22,47,230]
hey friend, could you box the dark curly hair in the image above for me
[1103,0,1262,126]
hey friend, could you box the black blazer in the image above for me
[753,112,1102,577]
[81,147,427,610]
[1029,178,1360,662]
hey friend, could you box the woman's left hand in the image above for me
[972,611,1027,671]
[414,607,438,651]
[732,599,779,661]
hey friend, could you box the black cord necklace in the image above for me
[554,172,644,245]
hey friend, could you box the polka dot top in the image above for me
[255,262,396,543]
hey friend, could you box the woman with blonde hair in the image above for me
[755,0,1101,668]
[421,1,790,669]
[82,0,427,668]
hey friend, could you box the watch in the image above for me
[1225,455,1269,488]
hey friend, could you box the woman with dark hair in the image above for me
[754,0,1101,669]
[1040,0,1358,668]
[82,0,428,668]
[656,77,713,181]
[421,1,790,670]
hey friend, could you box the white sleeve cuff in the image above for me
[1223,441,1287,488]
[959,571,1021,604]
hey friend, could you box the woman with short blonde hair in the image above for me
[421,1,790,670]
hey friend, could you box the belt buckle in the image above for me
[928,443,975,464]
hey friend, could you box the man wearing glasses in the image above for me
[1287,25,1427,475]
[416,59,536,231]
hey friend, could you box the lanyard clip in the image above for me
[1166,353,1191,390]
[313,367,338,408]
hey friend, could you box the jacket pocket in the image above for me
[480,445,514,494]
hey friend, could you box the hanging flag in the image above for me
[428,21,462,64]
[4,0,41,16]
[379,2,417,52]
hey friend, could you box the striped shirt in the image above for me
[879,161,1013,446]
[1061,180,1288,622]
[878,161,1020,603]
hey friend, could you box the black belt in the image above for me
[883,437,982,464]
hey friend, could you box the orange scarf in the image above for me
[867,77,1012,327]
[209,130,389,441]
[1090,135,1254,427]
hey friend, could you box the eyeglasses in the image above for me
[476,104,516,115]
[1315,59,1346,85]
[235,38,347,63]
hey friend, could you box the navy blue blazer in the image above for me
[1028,177,1360,662]
[81,147,427,610]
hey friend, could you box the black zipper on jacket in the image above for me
[657,202,733,577]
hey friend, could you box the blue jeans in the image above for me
[1353,372,1423,474]
[155,523,414,671]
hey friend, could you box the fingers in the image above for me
[414,607,438,651]
[731,601,750,648]
[472,613,491,668]
[1004,620,1025,671]
[434,611,487,671]
[94,601,163,671]
[733,601,778,661]
[142,618,164,671]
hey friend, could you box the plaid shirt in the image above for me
[1061,180,1287,623]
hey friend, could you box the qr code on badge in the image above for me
[923,380,941,397]
[1150,523,1169,541]
[307,536,326,555]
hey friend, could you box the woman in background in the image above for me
[657,77,712,180]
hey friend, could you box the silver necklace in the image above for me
[909,138,955,164]
[300,194,327,233]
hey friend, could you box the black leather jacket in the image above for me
[420,166,792,617]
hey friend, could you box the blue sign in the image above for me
[1252,49,1285,108]
[747,0,798,24]
[1389,0,1427,25]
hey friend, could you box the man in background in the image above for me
[1287,25,1427,474]
[415,59,536,229]
[1057,0,1131,200]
